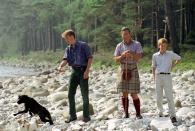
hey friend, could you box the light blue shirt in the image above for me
[114,40,143,64]
[152,51,181,74]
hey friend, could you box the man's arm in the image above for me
[172,59,181,69]
[86,58,93,72]
[114,50,129,63]
[171,52,181,69]
[114,55,123,63]
[58,60,67,72]
[83,58,93,79]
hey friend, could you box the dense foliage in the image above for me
[0,0,194,57]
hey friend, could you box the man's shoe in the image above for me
[136,114,143,119]
[170,117,177,123]
[65,117,77,123]
[83,117,91,123]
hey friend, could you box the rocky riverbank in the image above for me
[0,67,194,131]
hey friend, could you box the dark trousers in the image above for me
[68,67,90,118]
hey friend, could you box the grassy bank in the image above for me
[0,46,194,71]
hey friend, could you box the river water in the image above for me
[0,65,38,79]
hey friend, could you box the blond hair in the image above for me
[158,38,168,47]
[61,29,75,38]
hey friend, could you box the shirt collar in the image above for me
[122,40,134,45]
[157,50,167,55]
[70,41,79,48]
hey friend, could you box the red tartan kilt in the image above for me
[117,63,140,93]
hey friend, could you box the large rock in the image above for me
[22,86,46,97]
[47,79,60,93]
[70,124,82,131]
[76,103,94,115]
[96,104,117,120]
[2,78,16,88]
[176,107,194,118]
[188,77,195,85]
[54,99,67,107]
[40,78,48,83]
[47,91,67,103]
[181,70,194,81]
[189,125,195,131]
[55,85,68,92]
[32,89,49,97]
[28,79,42,88]
[107,119,122,130]
[150,118,174,131]
[177,125,188,131]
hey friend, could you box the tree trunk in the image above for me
[165,0,180,54]
[179,0,185,44]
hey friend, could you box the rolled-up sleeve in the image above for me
[63,48,68,60]
[172,52,181,60]
[84,44,93,59]
[136,42,143,54]
[114,45,120,57]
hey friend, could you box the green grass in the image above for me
[0,50,64,65]
[0,46,194,71]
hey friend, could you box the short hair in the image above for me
[61,29,75,38]
[158,38,168,46]
[121,27,131,33]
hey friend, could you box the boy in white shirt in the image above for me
[152,38,181,123]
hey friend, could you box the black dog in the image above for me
[14,95,53,125]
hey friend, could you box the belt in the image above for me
[159,72,170,75]
[72,66,87,70]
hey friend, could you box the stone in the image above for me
[22,86,45,97]
[150,118,174,131]
[55,85,68,92]
[40,78,48,83]
[96,104,117,120]
[107,119,121,130]
[177,125,188,131]
[47,91,67,103]
[47,81,60,93]
[32,89,49,97]
[40,70,52,75]
[55,99,67,107]
[70,124,82,131]
[189,125,195,131]
[182,70,195,81]
[76,103,94,115]
[52,127,62,131]
[188,77,195,85]
[28,118,39,131]
[39,99,49,105]
[175,99,182,108]
[176,107,194,118]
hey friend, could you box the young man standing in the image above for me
[152,38,181,123]
[58,29,93,123]
[114,27,143,119]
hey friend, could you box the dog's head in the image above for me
[17,95,29,104]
